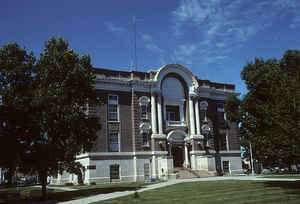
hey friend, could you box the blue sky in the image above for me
[1,0,300,96]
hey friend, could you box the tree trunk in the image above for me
[39,170,47,200]
[7,166,14,186]
[77,170,83,185]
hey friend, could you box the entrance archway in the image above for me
[167,130,188,167]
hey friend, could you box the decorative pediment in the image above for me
[139,122,151,133]
[138,96,150,106]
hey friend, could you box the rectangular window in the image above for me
[110,164,120,180]
[217,103,225,123]
[166,105,180,121]
[108,95,118,121]
[142,132,150,147]
[109,132,119,152]
[200,110,206,121]
[222,161,230,173]
[141,104,147,119]
[220,134,227,151]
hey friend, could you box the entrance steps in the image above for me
[173,167,215,179]
[174,167,200,179]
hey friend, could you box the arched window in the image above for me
[139,96,150,120]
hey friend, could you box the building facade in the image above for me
[53,64,242,184]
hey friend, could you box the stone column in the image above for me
[189,97,195,135]
[179,103,184,121]
[151,94,157,134]
[157,95,163,134]
[195,100,200,135]
[168,142,172,156]
[184,142,190,168]
[226,129,230,151]
[152,155,157,178]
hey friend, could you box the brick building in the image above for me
[53,64,242,184]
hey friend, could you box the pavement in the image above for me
[50,175,300,204]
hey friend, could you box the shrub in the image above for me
[65,182,74,186]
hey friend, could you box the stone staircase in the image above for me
[173,167,215,179]
[174,167,200,179]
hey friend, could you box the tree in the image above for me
[0,37,100,198]
[226,52,300,170]
[65,161,85,185]
[0,43,36,185]
[24,37,100,198]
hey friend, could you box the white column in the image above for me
[152,155,157,178]
[151,94,157,134]
[226,129,230,151]
[184,143,190,167]
[157,95,163,134]
[189,97,196,135]
[195,100,200,135]
[133,155,137,181]
[179,104,184,121]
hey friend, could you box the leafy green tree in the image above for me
[0,43,36,185]
[226,51,300,169]
[23,37,100,198]
[65,161,85,185]
[0,37,100,198]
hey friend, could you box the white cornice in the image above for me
[76,151,168,158]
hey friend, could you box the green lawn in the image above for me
[262,174,300,179]
[92,180,300,204]
[69,181,160,190]
[0,182,153,203]
[0,186,64,203]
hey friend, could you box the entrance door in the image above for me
[172,145,184,167]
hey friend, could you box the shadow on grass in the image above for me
[0,185,144,204]
[262,181,300,196]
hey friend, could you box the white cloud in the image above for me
[290,17,300,29]
[105,22,124,32]
[170,0,300,65]
[141,33,166,65]
[141,34,153,42]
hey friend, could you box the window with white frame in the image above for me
[108,95,118,121]
[140,122,151,147]
[142,132,150,147]
[217,103,225,122]
[139,96,150,120]
[108,132,119,152]
[110,164,120,180]
[140,104,147,119]
[219,133,227,151]
[222,161,230,173]
[166,105,180,121]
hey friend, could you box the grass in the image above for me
[0,186,63,203]
[0,182,155,203]
[262,174,300,179]
[92,180,300,204]
[70,181,160,190]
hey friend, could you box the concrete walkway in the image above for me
[54,176,300,204]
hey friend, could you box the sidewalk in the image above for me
[55,176,300,204]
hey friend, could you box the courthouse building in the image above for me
[53,64,242,184]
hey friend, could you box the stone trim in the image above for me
[190,150,206,155]
[190,134,204,139]
[151,134,167,139]
[219,150,241,154]
[219,153,241,157]
[77,151,168,159]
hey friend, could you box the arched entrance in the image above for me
[167,130,188,167]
